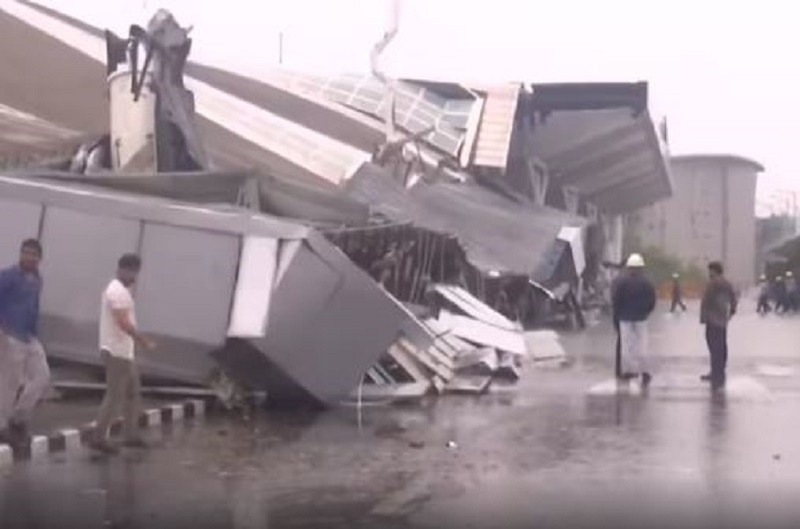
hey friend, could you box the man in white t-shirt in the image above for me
[90,253,154,454]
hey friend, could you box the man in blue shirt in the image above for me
[0,239,50,445]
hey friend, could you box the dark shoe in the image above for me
[88,439,119,455]
[700,374,713,382]
[9,420,28,436]
[641,373,652,387]
[122,437,148,449]
[8,421,30,446]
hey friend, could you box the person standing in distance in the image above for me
[700,261,737,389]
[756,275,771,315]
[612,253,657,386]
[90,254,155,453]
[670,273,687,312]
[0,239,50,445]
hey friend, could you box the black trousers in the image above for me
[613,318,622,378]
[705,324,728,381]
[756,295,771,313]
[670,297,687,312]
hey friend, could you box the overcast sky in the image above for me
[38,0,800,211]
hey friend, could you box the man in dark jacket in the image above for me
[610,268,625,379]
[612,253,658,386]
[700,261,737,388]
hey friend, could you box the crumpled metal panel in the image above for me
[344,167,586,283]
[218,231,430,405]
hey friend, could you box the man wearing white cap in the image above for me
[612,253,657,385]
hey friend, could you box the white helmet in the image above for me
[626,253,645,268]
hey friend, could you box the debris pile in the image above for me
[355,284,566,401]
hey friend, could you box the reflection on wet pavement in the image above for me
[2,306,800,528]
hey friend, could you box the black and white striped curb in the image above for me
[0,399,206,468]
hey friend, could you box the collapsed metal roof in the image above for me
[1,1,616,287]
[270,69,673,215]
[524,82,673,214]
[344,166,586,282]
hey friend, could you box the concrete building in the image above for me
[628,154,764,287]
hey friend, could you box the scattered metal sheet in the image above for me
[445,375,493,394]
[422,318,475,358]
[525,330,567,361]
[454,347,498,376]
[387,343,432,384]
[352,381,431,401]
[432,284,518,331]
[495,352,522,382]
[396,338,454,382]
[436,310,528,356]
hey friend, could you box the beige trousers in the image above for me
[94,351,142,442]
[0,331,50,429]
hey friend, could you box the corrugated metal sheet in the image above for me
[344,169,586,282]
[269,71,477,158]
[525,83,672,213]
[0,104,84,167]
[471,83,521,170]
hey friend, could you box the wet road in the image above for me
[3,301,800,529]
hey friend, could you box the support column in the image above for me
[526,157,550,206]
[562,186,581,215]
[601,213,624,267]
[584,202,599,223]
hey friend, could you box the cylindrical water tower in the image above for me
[108,60,157,172]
